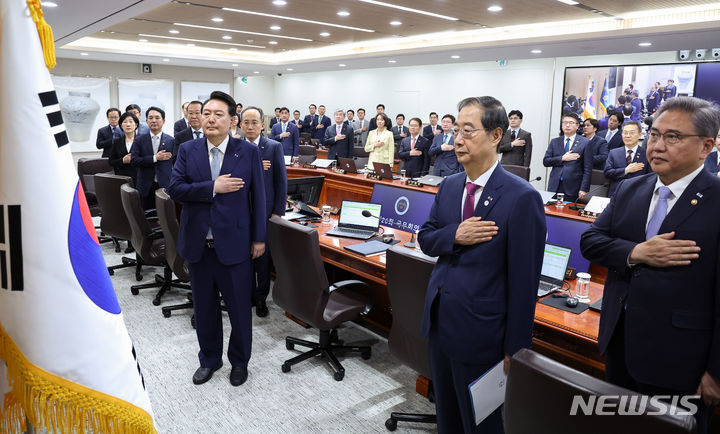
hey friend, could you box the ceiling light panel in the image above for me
[175,23,313,42]
[357,0,459,21]
[222,7,375,32]
[138,33,266,49]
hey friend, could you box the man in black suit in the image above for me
[392,114,409,145]
[173,101,190,135]
[398,117,430,177]
[497,109,533,167]
[269,107,281,128]
[422,112,442,143]
[302,104,318,135]
[368,103,392,131]
[323,109,354,160]
[597,111,625,151]
[96,108,121,157]
[173,100,204,158]
[581,97,720,433]
[131,106,174,209]
[290,110,303,130]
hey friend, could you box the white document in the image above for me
[284,155,292,166]
[584,196,610,214]
[282,212,304,220]
[536,189,557,204]
[312,158,335,168]
[468,360,506,426]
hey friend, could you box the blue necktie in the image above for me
[194,130,201,139]
[443,134,449,144]
[564,137,571,153]
[210,147,221,180]
[282,123,286,133]
[645,186,672,240]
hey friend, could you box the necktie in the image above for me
[411,137,416,150]
[511,130,516,140]
[282,123,286,133]
[152,135,159,154]
[194,130,201,139]
[606,130,612,141]
[337,125,341,135]
[443,134,449,144]
[645,186,672,240]
[210,147,221,180]
[717,159,720,173]
[463,182,480,221]
[626,149,633,164]
[565,137,571,153]
[113,126,120,138]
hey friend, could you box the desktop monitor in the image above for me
[287,176,324,207]
[545,215,591,274]
[370,184,435,233]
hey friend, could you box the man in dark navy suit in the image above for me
[312,105,331,141]
[582,97,720,434]
[429,114,464,177]
[173,101,189,135]
[398,117,430,178]
[322,108,354,161]
[597,111,625,151]
[240,106,287,318]
[419,96,545,433]
[603,121,652,197]
[290,110,303,131]
[173,100,204,160]
[302,104,318,136]
[131,106,174,209]
[422,112,441,143]
[168,91,266,387]
[663,79,677,100]
[270,107,300,157]
[95,108,121,157]
[702,128,720,176]
[269,107,281,129]
[543,112,592,203]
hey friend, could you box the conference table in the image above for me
[286,166,607,380]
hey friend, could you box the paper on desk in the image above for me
[468,360,506,426]
[282,212,304,220]
[284,155,292,166]
[536,189,557,204]
[584,196,610,214]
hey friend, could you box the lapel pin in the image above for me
[690,199,698,205]
[696,192,703,198]
[483,200,489,206]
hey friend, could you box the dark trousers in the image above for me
[188,245,252,369]
[606,311,715,434]
[428,298,504,434]
[252,247,271,305]
[142,181,159,210]
[555,179,578,203]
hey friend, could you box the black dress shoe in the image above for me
[229,366,248,386]
[192,363,222,385]
[255,301,269,318]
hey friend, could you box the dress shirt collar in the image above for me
[250,136,261,146]
[653,164,704,197]
[465,160,498,188]
[564,134,576,143]
[624,143,639,155]
[207,134,229,155]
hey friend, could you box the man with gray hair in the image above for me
[582,96,720,433]
[323,108,354,161]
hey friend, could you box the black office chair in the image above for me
[581,169,610,203]
[78,158,115,246]
[267,216,374,381]
[502,163,531,181]
[310,138,321,148]
[298,144,317,164]
[353,146,370,169]
[384,246,437,431]
[505,349,697,434]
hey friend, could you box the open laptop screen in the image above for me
[370,184,435,233]
[540,243,572,282]
[338,201,382,230]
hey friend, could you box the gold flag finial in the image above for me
[26,0,56,69]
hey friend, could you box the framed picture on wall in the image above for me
[181,81,232,110]
[51,75,111,153]
[118,79,175,136]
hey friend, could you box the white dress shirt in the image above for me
[645,164,705,230]
[461,161,498,217]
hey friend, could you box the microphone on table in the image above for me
[530,176,542,182]
[404,232,417,249]
[361,210,379,219]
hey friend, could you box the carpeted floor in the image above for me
[102,239,436,433]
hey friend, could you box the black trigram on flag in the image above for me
[0,205,23,291]
[38,90,69,148]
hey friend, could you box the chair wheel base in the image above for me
[281,363,291,373]
[108,269,114,276]
[136,273,143,281]
[162,310,171,318]
[361,350,371,360]
[152,297,161,306]
[333,371,344,381]
[385,418,397,431]
[286,342,294,351]
[130,288,139,295]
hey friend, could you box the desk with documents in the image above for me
[286,167,606,380]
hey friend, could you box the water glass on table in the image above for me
[575,272,591,303]
[555,193,565,208]
[321,205,332,224]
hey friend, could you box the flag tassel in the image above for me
[0,325,156,433]
[26,0,56,70]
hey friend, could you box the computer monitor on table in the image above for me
[545,214,592,274]
[287,176,324,207]
[370,183,435,233]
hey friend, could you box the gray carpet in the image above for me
[102,239,436,433]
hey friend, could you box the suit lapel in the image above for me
[660,170,714,233]
[190,139,212,180]
[629,175,656,238]
[221,138,242,175]
[474,165,504,219]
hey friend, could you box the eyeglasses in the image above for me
[451,127,484,139]
[648,130,702,145]
[242,120,262,126]
[561,121,578,126]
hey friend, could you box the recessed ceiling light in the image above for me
[451,55,460,59]
[270,25,281,30]
[109,31,115,34]
[162,58,170,62]
[232,63,238,66]
[169,29,180,34]
[43,1,58,6]
[247,39,254,43]
[338,63,346,67]
[139,33,266,48]
[138,38,148,42]
[390,20,402,26]
[531,49,542,54]
[320,32,330,37]
[337,10,350,16]
[557,0,579,4]
[229,47,238,51]
[388,60,397,63]
[80,52,88,56]
[638,42,652,47]
[287,68,294,71]
[357,0,458,21]
[272,0,287,5]
[222,35,232,40]
[187,43,195,47]
[253,71,260,74]
[174,22,313,41]
[487,5,503,12]
[269,40,278,44]
[211,17,224,22]
[222,8,375,32]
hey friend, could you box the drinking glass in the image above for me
[575,272,591,302]
[556,193,565,208]
[321,205,332,224]
[400,169,406,181]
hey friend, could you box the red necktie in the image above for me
[463,183,480,220]
[626,149,633,164]
[411,137,416,150]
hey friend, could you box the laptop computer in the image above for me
[537,243,572,297]
[311,158,335,168]
[416,174,444,186]
[373,162,400,180]
[338,157,358,173]
[325,201,382,240]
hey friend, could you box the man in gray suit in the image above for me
[353,108,369,147]
[498,110,533,167]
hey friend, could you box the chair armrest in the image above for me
[328,279,374,316]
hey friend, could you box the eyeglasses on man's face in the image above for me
[648,130,702,145]
[451,127,484,139]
